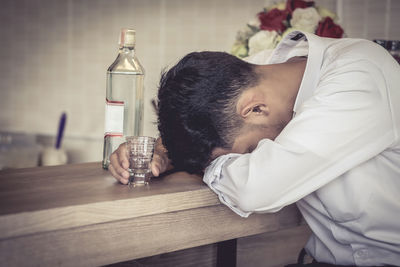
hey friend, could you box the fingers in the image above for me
[116,143,130,169]
[151,153,166,177]
[150,137,170,177]
[109,163,129,184]
[109,138,171,182]
[109,143,130,184]
[151,163,160,177]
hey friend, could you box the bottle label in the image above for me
[104,99,124,137]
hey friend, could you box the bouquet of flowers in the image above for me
[231,0,344,58]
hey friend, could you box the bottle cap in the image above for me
[119,29,136,48]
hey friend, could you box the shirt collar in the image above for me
[267,31,324,113]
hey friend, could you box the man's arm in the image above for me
[204,62,395,216]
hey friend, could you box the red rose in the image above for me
[258,8,288,33]
[316,17,344,38]
[286,0,315,14]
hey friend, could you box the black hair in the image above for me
[157,51,259,174]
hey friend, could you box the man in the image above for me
[109,31,400,265]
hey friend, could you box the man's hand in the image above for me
[150,137,172,177]
[108,137,171,184]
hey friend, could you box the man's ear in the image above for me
[239,103,269,119]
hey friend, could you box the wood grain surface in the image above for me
[0,162,220,239]
[0,162,305,267]
[107,224,311,267]
[0,162,211,213]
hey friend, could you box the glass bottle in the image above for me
[102,29,145,169]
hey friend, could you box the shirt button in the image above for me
[356,249,369,258]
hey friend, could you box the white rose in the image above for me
[236,24,257,43]
[248,30,280,56]
[290,7,321,33]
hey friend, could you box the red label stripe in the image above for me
[105,132,123,137]
[106,98,124,105]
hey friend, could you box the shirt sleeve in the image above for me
[203,60,396,217]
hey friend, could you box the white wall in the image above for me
[1,0,399,164]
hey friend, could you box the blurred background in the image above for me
[0,0,399,169]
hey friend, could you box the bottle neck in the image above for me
[119,46,135,54]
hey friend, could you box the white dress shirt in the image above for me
[203,31,400,266]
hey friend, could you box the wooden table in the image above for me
[0,162,305,267]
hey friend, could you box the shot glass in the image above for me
[126,136,156,186]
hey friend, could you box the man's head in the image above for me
[157,51,302,174]
[157,51,259,174]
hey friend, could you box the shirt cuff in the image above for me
[203,154,252,218]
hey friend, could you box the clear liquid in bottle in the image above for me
[102,29,145,169]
